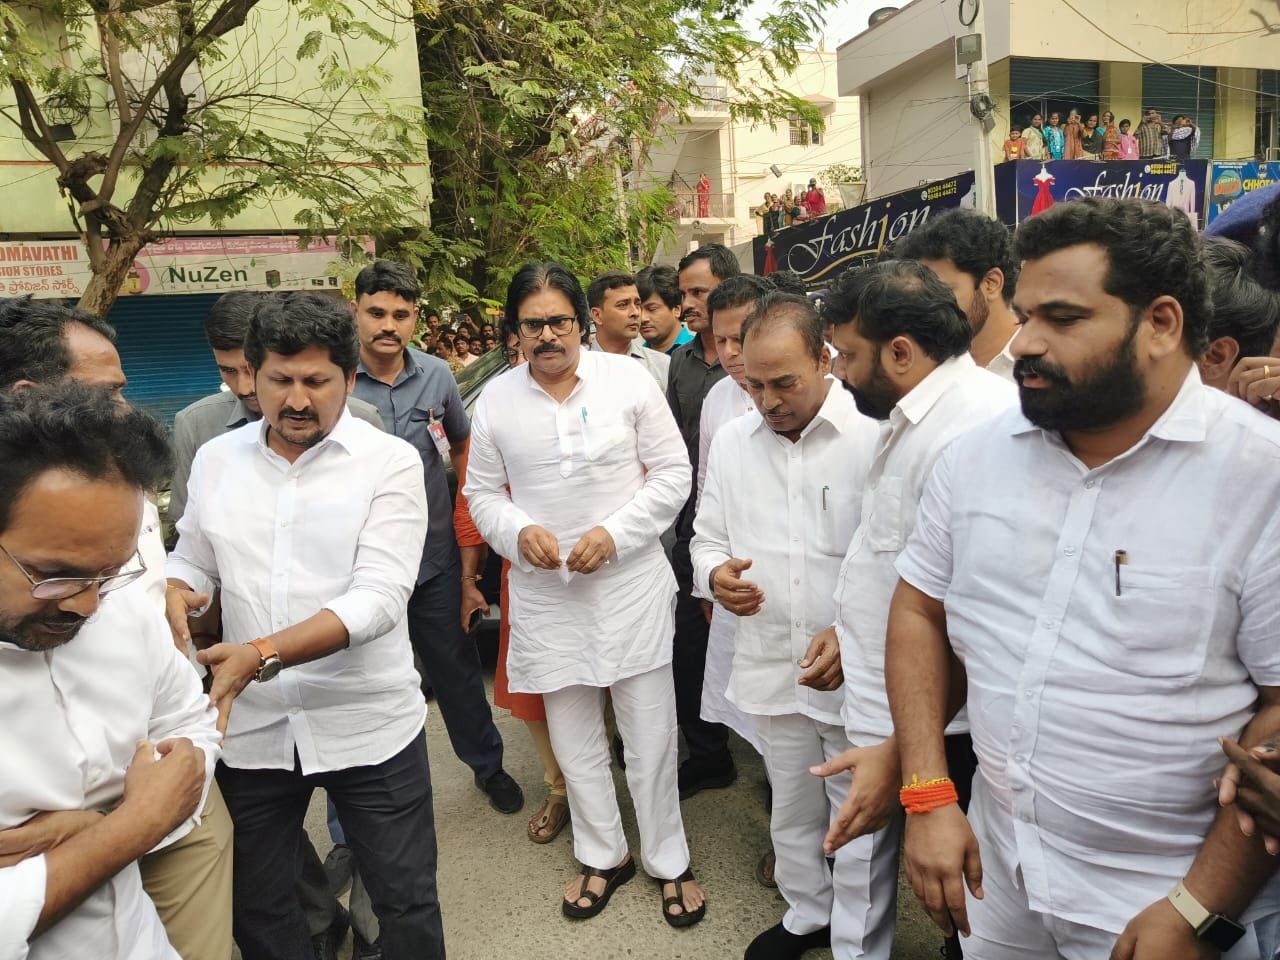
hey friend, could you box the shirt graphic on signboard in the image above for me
[1165,172,1198,225]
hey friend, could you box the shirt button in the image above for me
[1041,617,1056,629]
[1084,479,1095,489]
[794,619,802,628]
[1015,753,1027,764]
[1063,546,1076,557]
[1024,689,1034,700]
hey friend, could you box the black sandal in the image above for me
[561,856,636,919]
[656,867,706,928]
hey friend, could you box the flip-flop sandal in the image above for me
[562,856,636,920]
[527,795,571,844]
[656,867,706,928]
[755,848,777,888]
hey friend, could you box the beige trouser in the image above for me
[139,781,234,960]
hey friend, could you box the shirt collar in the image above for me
[589,337,645,360]
[522,345,592,393]
[225,395,257,429]
[253,406,359,460]
[748,378,852,438]
[1009,365,1208,442]
[356,350,419,388]
[895,354,979,426]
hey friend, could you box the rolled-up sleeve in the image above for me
[166,450,220,606]
[325,448,427,646]
[463,392,538,571]
[0,856,44,960]
[599,376,691,562]
[691,429,733,600]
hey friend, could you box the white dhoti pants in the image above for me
[963,782,1264,960]
[544,663,690,880]
[755,713,900,959]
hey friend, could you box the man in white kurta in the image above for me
[464,265,697,919]
[0,384,219,960]
[816,261,1016,960]
[691,294,878,960]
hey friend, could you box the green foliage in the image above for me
[0,0,433,313]
[417,0,837,300]
[819,162,864,186]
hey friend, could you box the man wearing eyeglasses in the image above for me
[0,296,234,960]
[0,382,220,960]
[465,263,705,925]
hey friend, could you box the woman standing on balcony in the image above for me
[696,173,711,218]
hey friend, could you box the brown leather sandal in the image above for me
[561,856,636,919]
[527,794,570,844]
[656,867,706,928]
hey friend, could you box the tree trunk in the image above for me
[77,237,147,317]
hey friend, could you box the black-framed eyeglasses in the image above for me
[0,542,147,601]
[517,316,577,339]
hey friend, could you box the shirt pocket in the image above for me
[816,484,861,558]
[1099,564,1216,684]
[580,414,631,463]
[865,477,905,554]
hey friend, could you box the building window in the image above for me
[789,116,811,146]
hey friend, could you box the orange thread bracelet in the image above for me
[899,774,959,815]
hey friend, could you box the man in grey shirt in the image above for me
[350,261,523,816]
[169,292,384,527]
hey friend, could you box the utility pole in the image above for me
[962,0,998,218]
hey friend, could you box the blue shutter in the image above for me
[108,294,224,425]
[1141,64,1216,160]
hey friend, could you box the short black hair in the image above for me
[1014,198,1212,357]
[824,261,972,363]
[741,292,825,362]
[707,274,774,323]
[1120,118,1131,129]
[636,265,682,310]
[502,262,593,343]
[354,260,421,304]
[766,270,807,295]
[244,293,361,376]
[1203,236,1280,360]
[203,291,261,351]
[587,272,637,309]
[0,296,116,391]
[897,209,1017,301]
[0,380,171,534]
[677,243,741,281]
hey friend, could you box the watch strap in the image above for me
[1167,881,1211,930]
[249,638,279,664]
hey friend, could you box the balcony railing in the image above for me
[690,84,729,112]
[672,191,734,219]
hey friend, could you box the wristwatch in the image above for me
[249,638,283,683]
[1167,880,1246,951]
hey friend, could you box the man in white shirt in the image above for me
[166,293,441,960]
[888,197,1280,959]
[588,271,671,390]
[0,382,219,960]
[897,209,1021,382]
[810,261,1015,960]
[692,293,878,960]
[464,262,704,925]
[0,297,234,960]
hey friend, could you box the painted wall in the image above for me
[0,0,430,236]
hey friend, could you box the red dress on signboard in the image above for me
[1031,172,1055,216]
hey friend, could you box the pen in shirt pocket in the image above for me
[1114,549,1128,597]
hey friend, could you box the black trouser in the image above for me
[218,731,444,960]
[407,551,504,780]
[943,731,980,958]
[671,540,732,768]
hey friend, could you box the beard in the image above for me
[1015,323,1145,433]
[966,286,990,338]
[0,609,87,651]
[842,352,901,421]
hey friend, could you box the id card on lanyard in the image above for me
[427,407,450,457]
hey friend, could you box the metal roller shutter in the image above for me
[108,293,223,425]
[1010,58,1101,101]
[1141,64,1216,160]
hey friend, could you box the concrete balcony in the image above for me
[672,191,735,221]
[686,84,730,127]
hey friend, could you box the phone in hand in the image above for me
[467,608,484,633]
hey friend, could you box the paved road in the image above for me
[299,680,947,960]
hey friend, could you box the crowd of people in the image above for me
[7,188,1280,960]
[756,180,828,238]
[1003,105,1200,162]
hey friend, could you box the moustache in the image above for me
[533,343,564,356]
[1014,356,1068,384]
[376,332,401,343]
[279,408,318,421]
